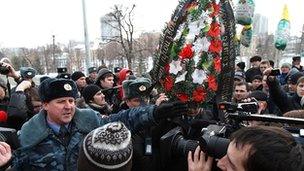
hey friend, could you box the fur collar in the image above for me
[19,108,100,148]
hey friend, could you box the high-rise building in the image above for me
[100,14,120,43]
[252,13,268,35]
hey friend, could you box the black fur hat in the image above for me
[122,78,152,99]
[20,67,37,79]
[88,67,98,74]
[38,78,79,102]
[57,67,68,73]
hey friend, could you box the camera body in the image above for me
[0,63,9,75]
[270,68,280,76]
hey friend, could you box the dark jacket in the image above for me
[132,110,215,171]
[12,106,156,171]
[7,91,35,130]
[87,103,112,115]
[267,77,302,114]
[101,87,121,113]
[85,76,95,85]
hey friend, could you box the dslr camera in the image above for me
[0,63,10,75]
[159,124,230,167]
[218,100,259,114]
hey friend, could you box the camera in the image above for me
[159,125,230,167]
[0,63,10,75]
[218,101,258,114]
[0,127,20,150]
[270,68,280,76]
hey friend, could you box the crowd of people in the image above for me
[0,57,302,171]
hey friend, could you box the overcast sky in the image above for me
[0,0,303,48]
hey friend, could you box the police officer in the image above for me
[86,66,98,85]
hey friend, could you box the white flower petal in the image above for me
[192,69,207,84]
[169,60,183,75]
[175,71,188,83]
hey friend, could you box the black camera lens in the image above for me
[201,135,230,158]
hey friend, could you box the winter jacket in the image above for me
[267,77,302,114]
[7,91,34,130]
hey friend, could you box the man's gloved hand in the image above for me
[153,101,188,122]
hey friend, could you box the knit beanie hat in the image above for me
[289,72,304,85]
[95,68,113,84]
[71,71,85,81]
[78,122,133,171]
[82,85,101,103]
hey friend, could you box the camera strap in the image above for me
[6,75,11,98]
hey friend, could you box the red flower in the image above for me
[210,2,220,17]
[0,111,8,122]
[209,39,222,54]
[164,64,170,74]
[179,44,194,60]
[207,22,221,38]
[163,75,174,92]
[176,93,189,102]
[208,75,218,91]
[192,87,207,103]
[186,2,198,11]
[214,56,221,73]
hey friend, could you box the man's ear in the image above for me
[42,102,48,111]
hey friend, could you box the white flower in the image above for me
[187,21,200,41]
[200,12,212,25]
[192,69,207,84]
[193,37,210,53]
[175,71,188,83]
[169,60,183,75]
[193,52,200,66]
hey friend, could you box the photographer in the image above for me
[264,67,304,114]
[188,126,304,171]
[0,61,22,85]
[7,67,41,130]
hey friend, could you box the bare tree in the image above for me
[105,4,136,69]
